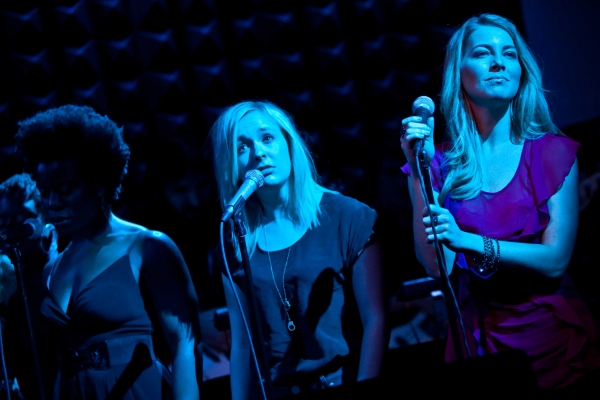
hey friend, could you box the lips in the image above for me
[48,216,71,225]
[486,75,508,81]
[257,166,274,175]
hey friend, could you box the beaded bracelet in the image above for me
[475,235,500,276]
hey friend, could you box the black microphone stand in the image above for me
[416,148,469,360]
[7,245,46,400]
[0,317,12,400]
[233,217,274,400]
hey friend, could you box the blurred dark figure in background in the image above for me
[15,104,202,399]
[401,13,600,392]
[0,173,60,400]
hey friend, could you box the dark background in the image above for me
[1,0,600,392]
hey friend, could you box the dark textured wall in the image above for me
[0,0,555,291]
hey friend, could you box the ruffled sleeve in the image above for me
[528,133,580,210]
[400,143,447,193]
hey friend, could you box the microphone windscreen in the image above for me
[244,169,265,188]
[24,218,44,240]
[412,96,435,115]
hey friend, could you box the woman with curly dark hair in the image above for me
[15,104,202,399]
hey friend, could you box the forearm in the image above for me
[458,232,572,278]
[171,339,200,399]
[357,317,386,381]
[229,344,250,400]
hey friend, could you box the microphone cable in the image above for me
[219,221,268,400]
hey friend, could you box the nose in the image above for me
[490,56,505,71]
[254,142,267,160]
[47,191,63,209]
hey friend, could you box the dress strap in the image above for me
[126,230,144,255]
[46,244,69,289]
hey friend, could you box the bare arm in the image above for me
[222,274,251,400]
[353,240,386,380]
[140,232,201,399]
[424,159,579,278]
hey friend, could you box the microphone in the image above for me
[0,218,44,244]
[411,96,435,155]
[221,170,265,222]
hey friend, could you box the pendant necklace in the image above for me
[263,227,295,332]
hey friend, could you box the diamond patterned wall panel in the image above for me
[255,11,301,53]
[275,89,317,131]
[71,81,109,112]
[228,15,266,59]
[0,0,528,289]
[185,21,224,65]
[2,8,46,54]
[18,92,60,121]
[234,56,272,99]
[192,61,234,106]
[124,0,171,32]
[303,2,345,47]
[107,78,146,120]
[177,0,216,25]
[140,70,186,113]
[10,50,55,96]
[154,112,193,138]
[97,36,141,80]
[319,80,361,126]
[312,42,351,86]
[263,51,307,91]
[134,29,179,72]
[63,41,102,88]
[87,0,133,40]
[53,1,94,47]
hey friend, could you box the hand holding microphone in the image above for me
[401,96,435,162]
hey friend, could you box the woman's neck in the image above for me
[71,210,113,244]
[471,101,512,145]
[256,184,288,223]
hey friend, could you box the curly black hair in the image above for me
[14,104,130,203]
[0,173,41,212]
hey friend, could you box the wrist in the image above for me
[472,235,501,277]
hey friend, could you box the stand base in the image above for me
[283,347,538,399]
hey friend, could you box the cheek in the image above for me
[513,63,522,81]
[460,67,477,92]
[236,153,249,175]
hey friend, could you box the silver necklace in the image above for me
[263,227,295,332]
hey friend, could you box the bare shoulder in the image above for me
[112,215,176,249]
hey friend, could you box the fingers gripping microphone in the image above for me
[221,170,265,222]
[0,218,44,244]
[412,96,435,155]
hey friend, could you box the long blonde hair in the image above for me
[439,13,560,203]
[209,100,333,258]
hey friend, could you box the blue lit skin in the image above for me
[460,26,522,107]
[34,159,104,237]
[236,111,292,200]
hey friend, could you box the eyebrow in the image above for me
[471,43,517,50]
